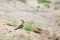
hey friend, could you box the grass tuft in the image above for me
[23,21,35,32]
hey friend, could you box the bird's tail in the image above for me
[14,28,17,30]
[14,27,20,30]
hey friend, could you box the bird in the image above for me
[14,19,24,30]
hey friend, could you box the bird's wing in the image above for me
[14,25,23,30]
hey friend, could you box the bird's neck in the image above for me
[20,23,24,25]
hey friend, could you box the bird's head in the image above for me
[20,19,24,25]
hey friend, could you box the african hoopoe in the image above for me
[14,19,24,30]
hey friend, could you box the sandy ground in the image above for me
[0,0,60,40]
